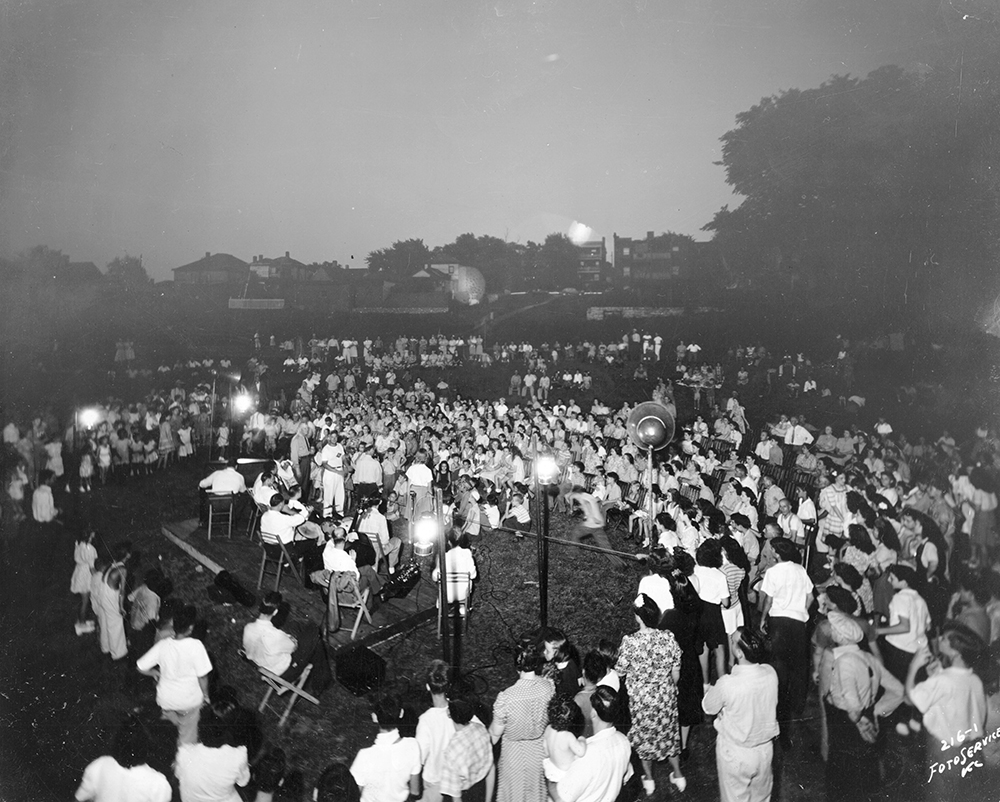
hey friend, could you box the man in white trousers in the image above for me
[319,432,346,519]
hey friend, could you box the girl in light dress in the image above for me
[129,429,145,477]
[44,438,65,480]
[71,530,97,634]
[143,433,158,474]
[97,436,113,485]
[177,419,194,460]
[79,445,95,492]
[216,422,230,460]
[542,695,587,785]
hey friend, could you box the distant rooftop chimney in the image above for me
[205,251,211,258]
[285,251,290,259]
[647,231,654,240]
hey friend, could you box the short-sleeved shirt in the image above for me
[439,720,493,797]
[884,588,930,653]
[350,730,422,802]
[693,565,730,605]
[174,743,250,802]
[136,637,212,711]
[75,757,171,802]
[910,667,986,742]
[761,562,813,622]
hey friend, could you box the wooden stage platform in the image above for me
[160,518,437,653]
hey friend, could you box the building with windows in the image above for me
[576,238,607,285]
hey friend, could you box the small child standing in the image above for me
[143,433,158,474]
[97,436,113,484]
[128,568,170,656]
[216,422,230,460]
[129,429,145,477]
[79,445,94,493]
[543,695,587,785]
[71,530,98,635]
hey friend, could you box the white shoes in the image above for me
[75,621,96,635]
[642,778,655,796]
[669,772,687,792]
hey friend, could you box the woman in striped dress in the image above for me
[490,638,555,802]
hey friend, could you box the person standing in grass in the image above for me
[136,604,212,745]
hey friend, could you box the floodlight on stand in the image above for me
[233,393,254,415]
[412,513,440,558]
[535,453,560,486]
[79,408,100,429]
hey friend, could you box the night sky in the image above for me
[0,0,944,279]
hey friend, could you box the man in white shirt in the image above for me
[776,498,805,544]
[197,457,247,524]
[318,433,347,519]
[759,539,814,740]
[350,695,422,802]
[783,417,814,447]
[760,475,786,518]
[242,591,331,694]
[352,443,384,501]
[356,501,401,574]
[135,605,212,745]
[554,687,633,802]
[406,452,434,519]
[260,494,324,574]
[289,421,313,499]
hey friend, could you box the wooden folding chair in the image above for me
[321,571,372,642]
[240,651,320,728]
[437,571,473,635]
[206,492,235,540]
[246,495,269,540]
[257,534,304,590]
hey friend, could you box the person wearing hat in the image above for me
[824,610,884,800]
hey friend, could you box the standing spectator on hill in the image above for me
[440,698,494,802]
[351,695,422,802]
[552,687,632,802]
[416,661,455,802]
[702,628,778,802]
[759,538,814,744]
[136,604,212,745]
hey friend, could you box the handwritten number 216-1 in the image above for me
[940,723,979,751]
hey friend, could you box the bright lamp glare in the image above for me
[413,515,440,545]
[536,454,560,485]
[233,394,253,414]
[79,408,100,429]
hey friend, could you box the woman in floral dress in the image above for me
[616,593,686,795]
[490,637,555,802]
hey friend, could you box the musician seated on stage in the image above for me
[259,493,324,575]
[242,591,331,695]
[321,527,382,605]
[198,457,247,523]
[355,496,402,575]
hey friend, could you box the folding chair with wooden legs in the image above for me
[206,492,235,540]
[257,537,304,590]
[254,664,319,727]
[321,571,373,641]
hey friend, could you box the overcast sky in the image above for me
[0,0,944,279]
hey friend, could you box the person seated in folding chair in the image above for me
[322,527,382,607]
[198,456,247,524]
[252,465,280,507]
[260,493,325,576]
[242,591,332,697]
[355,498,402,575]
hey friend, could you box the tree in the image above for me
[538,233,580,289]
[106,254,151,289]
[366,239,431,277]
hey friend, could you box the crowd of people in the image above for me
[3,324,1000,802]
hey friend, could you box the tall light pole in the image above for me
[413,488,452,668]
[533,445,560,627]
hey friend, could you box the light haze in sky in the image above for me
[0,0,941,279]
